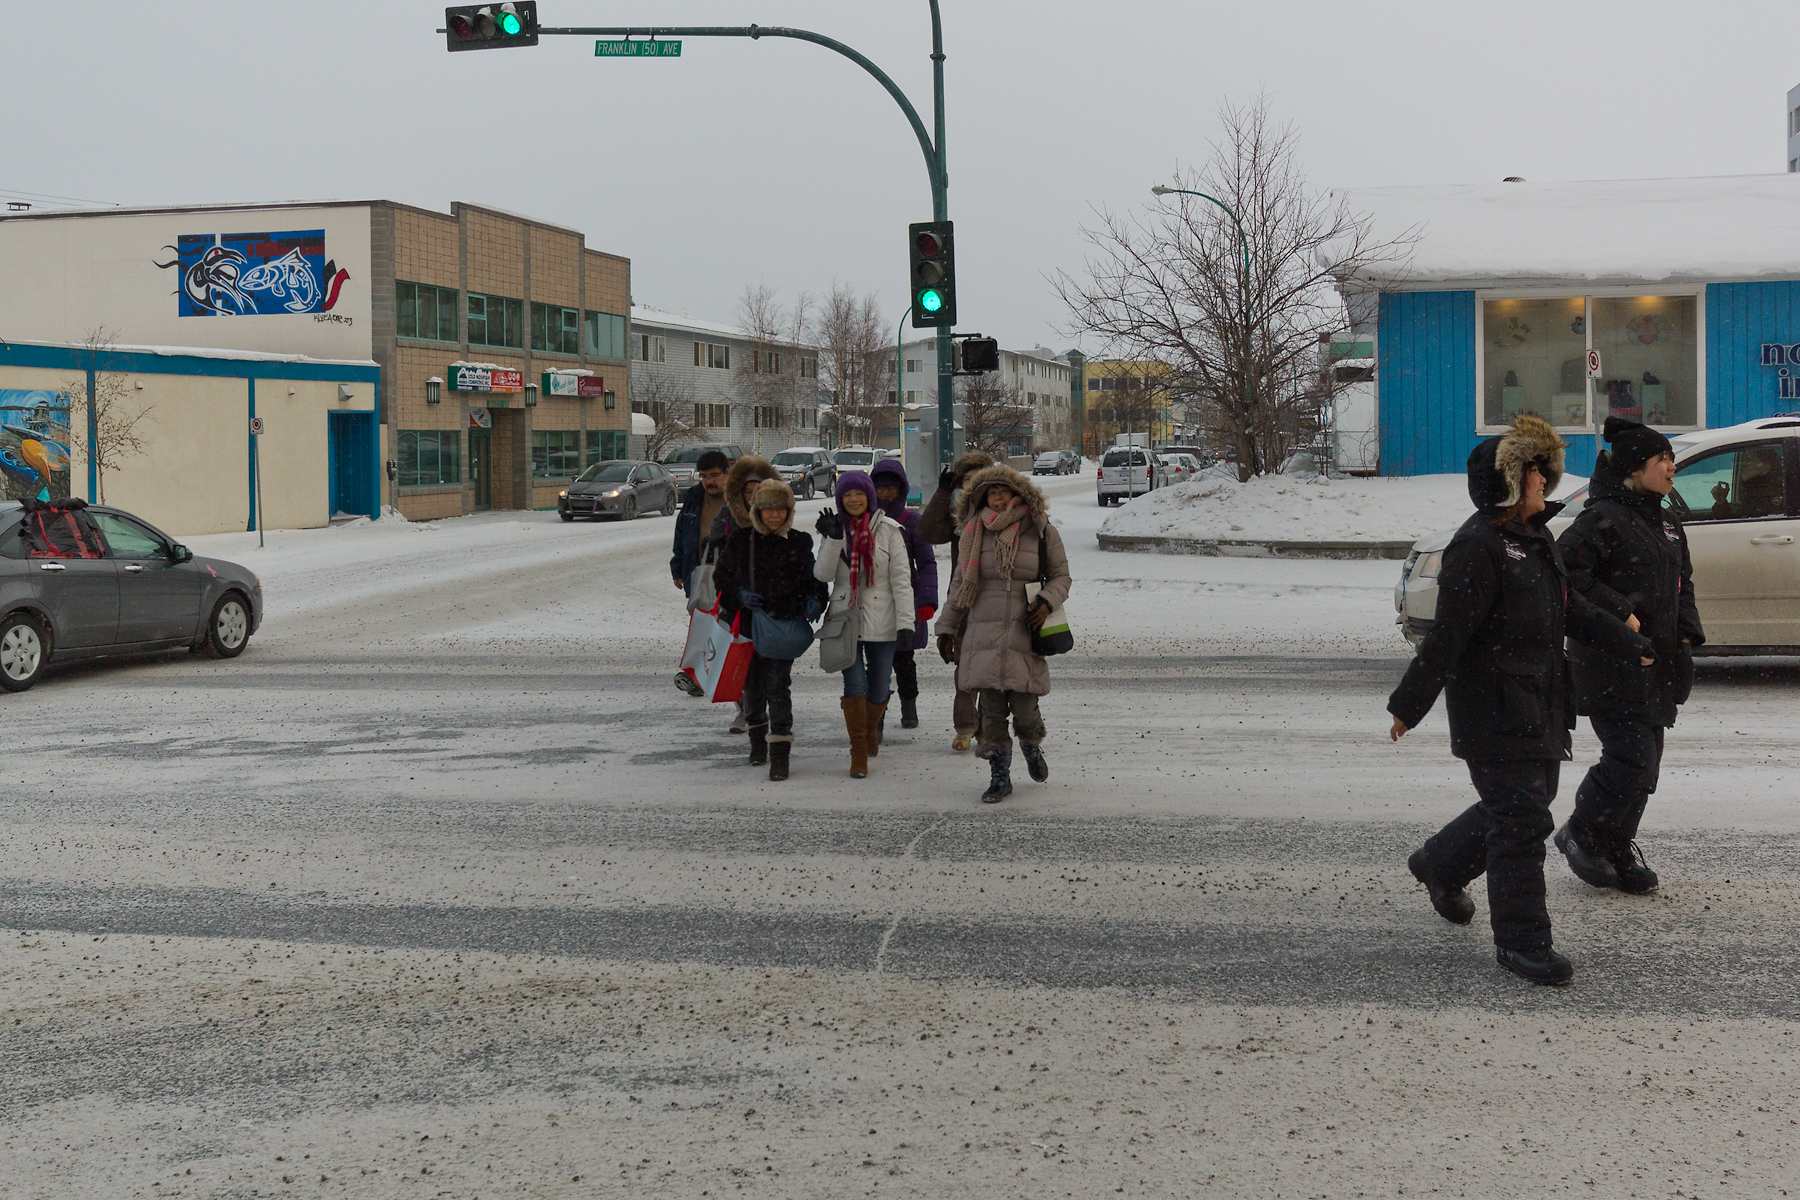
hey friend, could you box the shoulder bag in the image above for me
[1024,530,1073,657]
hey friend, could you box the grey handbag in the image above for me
[817,598,857,673]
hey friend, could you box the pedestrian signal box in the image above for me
[959,337,999,374]
[909,221,956,329]
[446,3,538,51]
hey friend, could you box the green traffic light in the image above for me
[919,289,944,313]
[500,11,521,34]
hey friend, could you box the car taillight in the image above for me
[1096,468,1104,478]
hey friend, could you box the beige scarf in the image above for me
[953,499,1028,611]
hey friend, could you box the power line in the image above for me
[0,186,121,208]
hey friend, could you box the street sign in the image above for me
[249,416,265,435]
[595,39,682,56]
[1587,349,1602,378]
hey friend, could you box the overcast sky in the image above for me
[3,1,1793,351]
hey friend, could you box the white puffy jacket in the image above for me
[815,510,916,643]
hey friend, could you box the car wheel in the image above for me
[801,478,813,500]
[0,611,48,693]
[560,511,574,522]
[662,488,677,517]
[621,497,638,522]
[204,592,251,659]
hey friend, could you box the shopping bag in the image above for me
[679,604,716,687]
[694,605,754,703]
[685,562,718,613]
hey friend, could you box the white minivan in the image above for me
[1097,446,1160,505]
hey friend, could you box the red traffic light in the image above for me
[914,230,942,258]
[449,13,476,37]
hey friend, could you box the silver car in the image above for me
[1395,417,1800,653]
[1,501,263,692]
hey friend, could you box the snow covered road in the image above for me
[2,473,1796,1197]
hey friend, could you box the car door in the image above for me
[90,509,205,643]
[1668,438,1800,646]
[30,522,119,650]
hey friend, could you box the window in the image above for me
[586,311,628,360]
[396,281,459,342]
[905,358,922,373]
[754,350,780,374]
[696,403,731,429]
[1481,294,1699,430]
[635,332,666,362]
[88,511,166,559]
[531,302,581,355]
[467,293,523,348]
[1669,442,1788,523]
[585,429,629,464]
[398,430,461,486]
[531,430,582,479]
[1087,378,1100,392]
[799,354,818,379]
[904,390,920,404]
[754,406,787,429]
[694,341,730,369]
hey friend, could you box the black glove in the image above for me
[815,507,843,540]
[804,594,825,622]
[738,589,765,612]
[937,634,957,664]
[938,468,958,492]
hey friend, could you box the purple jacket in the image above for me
[870,458,938,650]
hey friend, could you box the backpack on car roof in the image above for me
[19,497,108,560]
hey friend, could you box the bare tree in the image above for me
[631,367,697,463]
[957,373,1033,459]
[62,326,156,503]
[816,284,891,448]
[1055,94,1413,479]
[735,284,786,456]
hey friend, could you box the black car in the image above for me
[1033,449,1080,475]
[558,460,679,522]
[770,447,834,499]
[0,500,263,693]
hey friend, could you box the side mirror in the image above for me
[172,544,193,564]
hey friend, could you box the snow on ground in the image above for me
[1098,470,1473,544]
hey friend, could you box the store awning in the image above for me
[631,412,656,436]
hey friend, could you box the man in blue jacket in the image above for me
[670,449,731,596]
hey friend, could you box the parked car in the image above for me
[770,447,835,499]
[559,460,678,522]
[660,443,744,490]
[829,446,881,478]
[1158,453,1201,484]
[1,500,263,693]
[1033,450,1079,475]
[1096,447,1161,505]
[1394,416,1800,652]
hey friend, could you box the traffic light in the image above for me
[959,336,998,374]
[446,2,539,51]
[908,220,956,328]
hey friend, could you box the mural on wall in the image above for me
[0,391,74,503]
[153,230,351,317]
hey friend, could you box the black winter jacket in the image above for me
[1389,504,1653,762]
[1557,456,1706,725]
[714,526,828,625]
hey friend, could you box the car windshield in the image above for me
[1035,453,1058,462]
[578,463,635,483]
[835,451,874,466]
[772,452,812,466]
[663,448,712,465]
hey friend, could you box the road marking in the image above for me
[874,811,951,975]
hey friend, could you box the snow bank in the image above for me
[1099,472,1474,544]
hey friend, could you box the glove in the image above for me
[938,468,957,492]
[815,507,842,539]
[937,633,957,664]
[804,594,825,622]
[1027,597,1052,630]
[917,605,936,622]
[738,589,765,611]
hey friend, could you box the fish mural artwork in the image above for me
[154,230,350,317]
[0,392,74,503]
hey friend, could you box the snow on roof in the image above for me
[631,304,824,350]
[8,337,375,368]
[1329,174,1800,290]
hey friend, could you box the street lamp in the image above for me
[1152,184,1256,470]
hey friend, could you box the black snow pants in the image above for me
[741,653,794,740]
[892,648,918,701]
[1417,758,1561,952]
[1571,717,1664,859]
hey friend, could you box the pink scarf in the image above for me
[845,510,876,603]
[953,499,1028,611]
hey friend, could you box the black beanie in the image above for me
[1603,416,1673,476]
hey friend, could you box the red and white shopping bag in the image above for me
[692,604,754,703]
[679,605,715,686]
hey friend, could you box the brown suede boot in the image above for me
[841,697,869,779]
[865,701,889,757]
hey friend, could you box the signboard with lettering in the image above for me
[596,39,681,56]
[542,372,607,397]
[450,364,524,393]
[468,409,492,429]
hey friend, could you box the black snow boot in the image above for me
[1496,945,1574,986]
[1554,822,1619,890]
[1019,741,1049,783]
[900,693,920,729]
[748,725,769,767]
[768,741,791,782]
[1611,841,1659,894]
[980,746,1014,804]
[1407,849,1475,925]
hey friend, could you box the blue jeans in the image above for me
[842,639,897,704]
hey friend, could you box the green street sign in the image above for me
[595,39,682,57]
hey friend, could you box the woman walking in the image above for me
[934,464,1071,803]
[814,470,915,779]
[714,477,827,781]
[918,450,993,751]
[1388,416,1651,985]
[870,457,938,738]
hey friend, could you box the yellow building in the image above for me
[1080,359,1173,454]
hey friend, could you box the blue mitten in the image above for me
[738,589,765,611]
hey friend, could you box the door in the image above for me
[90,510,205,644]
[35,558,119,649]
[469,428,492,510]
[328,411,375,518]
[1668,438,1800,645]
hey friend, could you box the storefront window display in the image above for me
[1481,293,1699,431]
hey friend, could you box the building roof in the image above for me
[3,337,376,368]
[0,197,584,236]
[1328,174,1800,290]
[630,304,823,351]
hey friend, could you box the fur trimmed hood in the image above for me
[948,450,994,486]
[725,455,778,526]
[953,464,1050,529]
[749,477,797,535]
[1467,414,1566,514]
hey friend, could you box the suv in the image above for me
[1096,447,1160,505]
[770,446,834,499]
[661,443,743,489]
[1395,416,1800,651]
[1034,450,1079,475]
[828,446,881,478]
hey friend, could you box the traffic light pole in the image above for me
[546,10,957,467]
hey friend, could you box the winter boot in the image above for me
[1496,945,1574,986]
[1554,822,1619,890]
[841,698,869,779]
[1611,841,1660,894]
[900,693,920,729]
[952,731,974,752]
[729,703,749,735]
[674,670,705,697]
[1019,741,1049,783]
[980,743,1013,803]
[1408,849,1475,925]
[748,725,768,767]
[866,701,889,757]
[768,740,791,782]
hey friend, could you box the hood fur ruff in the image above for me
[1471,414,1566,514]
[948,450,994,485]
[953,464,1049,529]
[725,455,778,526]
[749,477,797,535]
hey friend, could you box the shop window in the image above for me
[1482,297,1589,429]
[1591,296,1698,426]
[396,281,460,342]
[531,430,582,479]
[586,311,628,360]
[1669,442,1787,523]
[585,429,629,465]
[467,293,523,349]
[398,430,461,487]
[1482,294,1698,430]
[532,303,581,355]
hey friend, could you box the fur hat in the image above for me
[1603,415,1674,476]
[725,455,778,526]
[948,450,993,485]
[749,476,796,534]
[1467,414,1566,515]
[953,463,1049,528]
